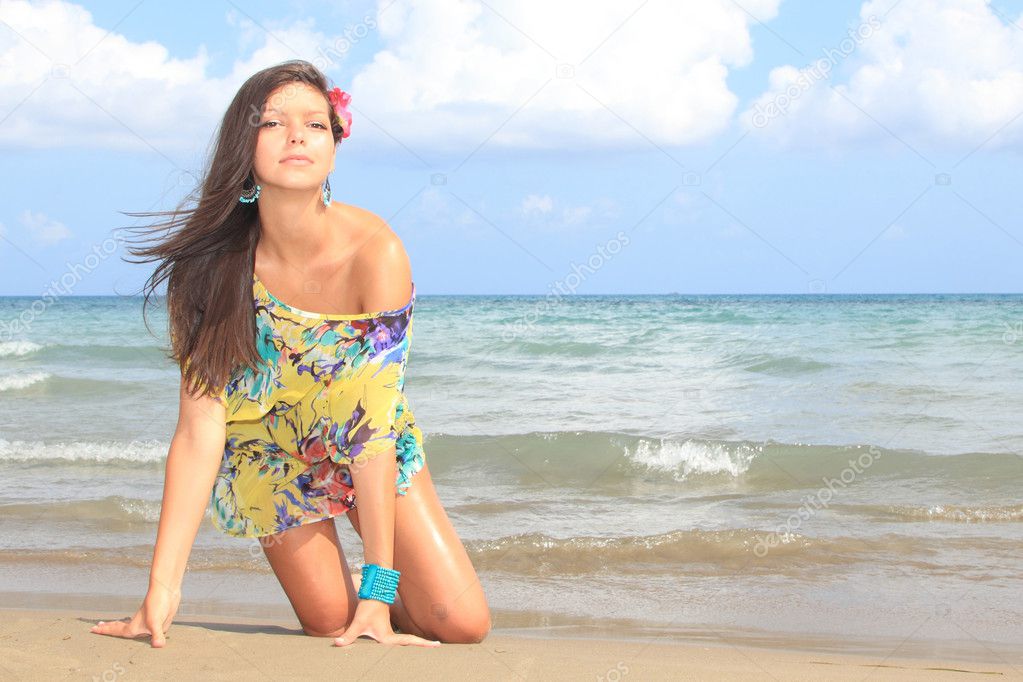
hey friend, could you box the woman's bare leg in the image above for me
[347,462,492,643]
[259,517,359,637]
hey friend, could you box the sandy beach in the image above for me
[0,607,1018,681]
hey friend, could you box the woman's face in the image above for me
[251,82,336,193]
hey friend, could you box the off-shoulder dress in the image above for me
[205,273,426,538]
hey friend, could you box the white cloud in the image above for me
[345,0,782,151]
[18,210,71,245]
[516,193,611,229]
[0,0,781,154]
[561,205,592,225]
[413,187,491,236]
[742,0,1023,150]
[0,1,342,151]
[881,223,907,241]
[520,194,553,215]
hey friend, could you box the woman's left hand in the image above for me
[333,599,441,647]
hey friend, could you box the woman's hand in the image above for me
[333,599,441,648]
[89,578,181,648]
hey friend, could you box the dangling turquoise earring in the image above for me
[239,174,261,204]
[322,176,332,207]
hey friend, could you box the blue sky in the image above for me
[1,0,1022,295]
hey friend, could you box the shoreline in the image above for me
[2,606,1019,681]
[5,588,1020,666]
[3,557,1020,673]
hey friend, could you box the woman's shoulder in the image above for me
[332,202,413,313]
[335,202,406,257]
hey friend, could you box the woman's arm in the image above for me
[339,351,411,640]
[348,442,399,571]
[347,218,414,577]
[150,381,227,593]
[91,379,225,647]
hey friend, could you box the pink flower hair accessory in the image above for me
[327,86,352,139]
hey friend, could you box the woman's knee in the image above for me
[299,613,350,638]
[434,611,492,644]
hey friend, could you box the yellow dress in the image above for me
[202,274,426,538]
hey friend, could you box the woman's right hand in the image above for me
[89,579,181,648]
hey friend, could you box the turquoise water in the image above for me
[0,292,1021,655]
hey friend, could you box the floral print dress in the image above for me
[206,273,426,538]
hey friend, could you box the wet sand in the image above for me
[1,607,1019,681]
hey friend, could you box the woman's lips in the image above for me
[281,157,313,165]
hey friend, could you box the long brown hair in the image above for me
[120,59,346,401]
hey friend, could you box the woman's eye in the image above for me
[260,121,325,129]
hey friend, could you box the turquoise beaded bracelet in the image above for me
[358,563,401,604]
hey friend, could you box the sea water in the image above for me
[0,291,1020,659]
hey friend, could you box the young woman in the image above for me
[89,60,491,648]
